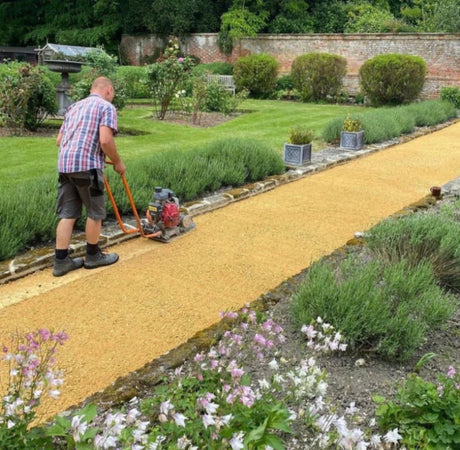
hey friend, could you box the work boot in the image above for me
[84,250,119,269]
[53,256,84,277]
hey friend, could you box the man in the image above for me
[53,76,126,277]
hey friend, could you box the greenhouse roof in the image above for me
[37,43,97,59]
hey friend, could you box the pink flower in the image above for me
[301,324,317,339]
[253,334,266,346]
[447,366,456,378]
[178,57,184,62]
[231,367,244,379]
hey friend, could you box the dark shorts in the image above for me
[57,169,106,220]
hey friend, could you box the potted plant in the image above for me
[340,116,364,150]
[283,126,314,166]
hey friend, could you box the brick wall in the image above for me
[121,33,460,98]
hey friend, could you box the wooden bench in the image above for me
[205,74,236,95]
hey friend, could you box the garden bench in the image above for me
[205,74,236,95]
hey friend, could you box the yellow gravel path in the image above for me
[0,122,459,421]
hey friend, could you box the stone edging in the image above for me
[0,119,458,285]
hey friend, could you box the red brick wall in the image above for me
[121,33,460,98]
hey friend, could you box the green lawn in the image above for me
[0,100,362,189]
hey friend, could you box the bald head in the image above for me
[91,77,114,102]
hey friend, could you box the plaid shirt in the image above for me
[58,94,117,173]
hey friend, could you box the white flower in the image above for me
[345,402,358,416]
[317,381,328,396]
[177,435,192,449]
[205,401,219,414]
[71,415,87,442]
[370,434,381,448]
[33,389,42,399]
[160,399,174,415]
[126,408,141,424]
[258,378,270,390]
[384,428,402,444]
[229,431,245,450]
[221,413,233,425]
[172,412,187,427]
[94,433,118,449]
[273,374,285,384]
[268,358,279,370]
[301,324,317,339]
[49,389,61,399]
[202,413,215,429]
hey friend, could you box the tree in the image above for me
[426,0,460,32]
[344,1,395,32]
[0,0,46,45]
[218,0,268,54]
[267,0,314,33]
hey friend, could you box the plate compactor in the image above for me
[104,170,195,243]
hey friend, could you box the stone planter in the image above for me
[340,130,364,150]
[44,60,84,74]
[44,60,83,115]
[283,143,312,166]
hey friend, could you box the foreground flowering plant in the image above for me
[375,364,460,449]
[1,313,405,449]
[0,328,68,447]
[47,310,401,449]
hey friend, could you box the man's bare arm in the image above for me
[100,126,126,176]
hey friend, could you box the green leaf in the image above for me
[76,403,98,422]
[245,418,268,443]
[264,433,286,450]
[76,443,94,450]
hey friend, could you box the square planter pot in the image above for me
[283,143,312,166]
[340,130,364,150]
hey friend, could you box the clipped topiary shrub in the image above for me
[233,53,279,98]
[359,53,427,106]
[291,52,347,102]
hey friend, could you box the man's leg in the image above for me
[54,178,84,276]
[56,218,77,250]
[84,217,119,269]
[85,217,102,245]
